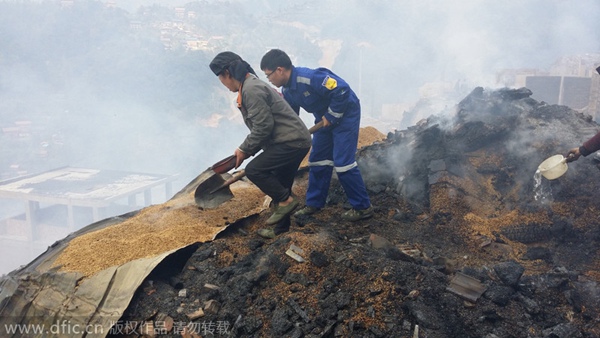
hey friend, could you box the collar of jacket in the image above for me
[237,73,257,109]
[284,66,298,91]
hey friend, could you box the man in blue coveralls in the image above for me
[260,49,373,221]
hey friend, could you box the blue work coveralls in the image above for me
[282,66,371,210]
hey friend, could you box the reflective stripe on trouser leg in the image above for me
[332,110,370,210]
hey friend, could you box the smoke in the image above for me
[0,0,599,274]
[255,0,599,131]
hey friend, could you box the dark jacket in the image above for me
[238,75,311,155]
[580,131,600,156]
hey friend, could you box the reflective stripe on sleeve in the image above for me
[328,108,344,119]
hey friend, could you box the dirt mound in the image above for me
[114,87,600,337]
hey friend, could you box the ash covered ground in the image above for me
[113,87,600,338]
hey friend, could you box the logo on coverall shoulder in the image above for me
[322,76,337,90]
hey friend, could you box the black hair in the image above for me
[260,49,293,71]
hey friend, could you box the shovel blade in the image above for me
[194,172,234,209]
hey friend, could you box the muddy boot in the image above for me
[293,206,321,218]
[341,205,374,222]
[257,228,276,239]
[266,197,299,225]
[258,216,290,239]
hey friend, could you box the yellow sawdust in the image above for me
[463,210,551,238]
[52,181,267,277]
[358,126,387,148]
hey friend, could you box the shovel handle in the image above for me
[225,170,246,185]
[308,120,325,134]
[210,170,246,194]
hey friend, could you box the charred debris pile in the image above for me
[116,87,600,338]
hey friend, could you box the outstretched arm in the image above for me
[566,131,600,162]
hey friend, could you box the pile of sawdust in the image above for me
[52,127,386,278]
[357,126,387,149]
[52,180,267,277]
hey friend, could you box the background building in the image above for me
[497,54,600,120]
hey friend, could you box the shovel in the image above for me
[194,121,324,208]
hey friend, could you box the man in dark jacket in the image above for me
[260,49,373,222]
[209,51,311,238]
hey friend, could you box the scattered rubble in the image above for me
[110,87,600,337]
[3,87,600,338]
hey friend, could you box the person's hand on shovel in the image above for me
[234,148,249,169]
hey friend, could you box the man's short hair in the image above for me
[260,49,292,71]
